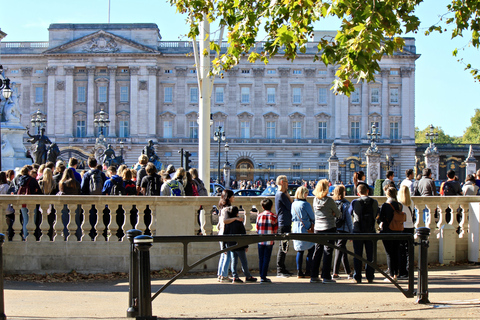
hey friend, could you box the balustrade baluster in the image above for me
[244,205,253,233]
[39,205,50,242]
[122,205,134,239]
[108,204,119,242]
[457,204,466,238]
[12,205,23,242]
[203,206,213,235]
[66,204,78,242]
[95,206,106,242]
[53,205,63,241]
[81,205,90,241]
[25,205,36,242]
[136,205,147,233]
[0,203,7,235]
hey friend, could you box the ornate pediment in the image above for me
[237,111,254,120]
[263,111,279,120]
[288,111,305,120]
[44,30,160,55]
[159,111,176,120]
[314,112,331,120]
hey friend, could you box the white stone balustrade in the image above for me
[0,195,475,273]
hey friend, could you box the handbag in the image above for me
[293,206,314,233]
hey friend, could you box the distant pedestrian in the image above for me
[256,198,278,283]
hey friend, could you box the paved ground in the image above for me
[3,265,480,319]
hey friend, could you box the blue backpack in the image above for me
[167,180,182,196]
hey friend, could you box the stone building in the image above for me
[0,23,419,183]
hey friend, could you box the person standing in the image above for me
[378,187,405,282]
[256,198,278,283]
[332,185,353,279]
[310,179,341,283]
[440,170,462,196]
[275,175,293,277]
[291,186,315,278]
[463,174,479,195]
[349,184,379,283]
[382,170,395,191]
[416,168,438,196]
[397,185,415,279]
[400,169,415,196]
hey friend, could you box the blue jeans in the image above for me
[296,247,314,274]
[353,239,374,281]
[217,242,231,277]
[20,207,28,240]
[258,244,273,279]
[230,249,252,279]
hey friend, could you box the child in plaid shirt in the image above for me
[256,198,278,283]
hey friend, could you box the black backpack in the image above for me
[443,180,460,196]
[89,170,103,195]
[111,179,125,195]
[146,175,161,196]
[358,197,376,233]
[334,199,347,228]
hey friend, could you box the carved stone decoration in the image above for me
[185,111,198,121]
[228,68,239,76]
[130,66,140,76]
[21,67,33,77]
[381,68,390,78]
[147,66,158,76]
[237,112,254,120]
[278,67,290,77]
[252,68,264,77]
[86,66,96,75]
[288,112,305,120]
[366,153,381,185]
[263,112,279,121]
[64,66,75,76]
[330,143,336,158]
[425,155,440,180]
[83,35,120,53]
[304,68,316,78]
[175,67,187,77]
[46,66,57,76]
[465,145,477,176]
[213,111,228,121]
[159,111,176,120]
[107,65,117,75]
[56,81,65,91]
[401,67,413,78]
[139,80,148,91]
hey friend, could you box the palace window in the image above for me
[164,87,173,103]
[292,87,302,104]
[76,120,86,138]
[163,120,173,138]
[98,86,107,103]
[35,87,44,103]
[390,88,399,104]
[318,87,327,104]
[266,121,276,139]
[351,90,360,104]
[292,121,302,139]
[240,121,250,138]
[120,86,129,102]
[215,87,224,103]
[190,87,198,103]
[189,121,198,139]
[77,86,86,103]
[119,120,129,138]
[350,121,360,139]
[371,88,380,104]
[318,121,327,139]
[390,122,399,139]
[267,87,276,103]
[241,87,250,104]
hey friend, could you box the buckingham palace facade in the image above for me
[0,23,419,183]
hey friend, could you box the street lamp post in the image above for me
[0,65,13,171]
[223,142,231,189]
[425,124,439,148]
[120,141,124,164]
[213,126,225,183]
[93,109,110,145]
[30,109,47,134]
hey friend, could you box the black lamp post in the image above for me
[213,126,225,183]
[223,142,231,188]
[0,65,13,171]
[425,124,438,147]
[30,109,47,134]
[120,140,124,164]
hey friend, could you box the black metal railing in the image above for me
[127,228,430,319]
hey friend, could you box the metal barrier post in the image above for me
[416,227,431,304]
[127,229,142,318]
[0,234,5,320]
[134,235,157,320]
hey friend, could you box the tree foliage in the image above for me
[427,1,480,82]
[170,0,422,95]
[461,108,480,144]
[415,125,457,144]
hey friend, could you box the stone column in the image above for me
[20,67,33,121]
[380,69,390,138]
[365,140,381,185]
[86,66,96,136]
[401,68,412,139]
[252,67,264,137]
[46,66,57,135]
[130,66,140,137]
[64,66,74,137]
[328,143,339,184]
[465,145,477,176]
[147,66,158,136]
[361,81,369,137]
[108,66,117,137]
[278,67,290,137]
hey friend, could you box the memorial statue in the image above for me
[143,140,162,170]
[1,82,21,123]
[26,126,52,165]
[46,142,60,164]
[102,144,116,167]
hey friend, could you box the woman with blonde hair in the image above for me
[332,185,353,279]
[39,168,55,195]
[397,185,415,280]
[291,186,315,278]
[310,179,341,283]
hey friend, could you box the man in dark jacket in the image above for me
[17,165,41,240]
[102,166,124,195]
[81,157,107,195]
[348,184,379,283]
[416,168,438,196]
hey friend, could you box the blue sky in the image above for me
[1,0,478,137]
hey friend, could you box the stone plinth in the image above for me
[366,153,381,185]
[1,122,31,170]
